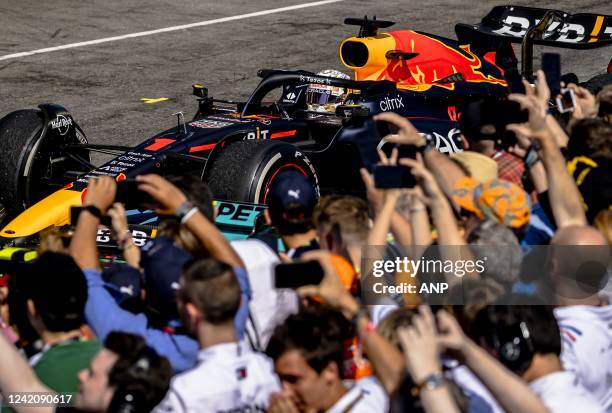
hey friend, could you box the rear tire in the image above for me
[204,140,319,204]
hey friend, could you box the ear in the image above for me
[185,302,202,328]
[264,210,272,226]
[321,361,340,385]
[26,299,38,318]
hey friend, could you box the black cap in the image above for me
[266,171,317,234]
[26,252,87,332]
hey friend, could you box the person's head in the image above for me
[452,177,530,234]
[467,219,523,289]
[140,236,192,327]
[458,98,503,153]
[177,258,241,335]
[76,331,172,412]
[313,195,369,254]
[265,170,317,236]
[24,252,87,335]
[567,118,612,160]
[597,84,612,123]
[471,294,561,379]
[376,308,418,350]
[157,175,215,257]
[306,69,350,113]
[266,305,352,412]
[545,226,610,302]
[446,278,506,336]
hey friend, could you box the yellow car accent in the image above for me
[0,189,82,238]
[140,98,170,104]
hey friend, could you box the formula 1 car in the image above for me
[0,5,610,255]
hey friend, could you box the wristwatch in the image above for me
[411,372,445,396]
[174,200,194,219]
[81,205,103,220]
[416,134,435,154]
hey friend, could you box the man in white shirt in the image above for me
[472,295,604,413]
[542,226,612,411]
[266,305,387,413]
[154,259,280,412]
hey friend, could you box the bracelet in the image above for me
[117,231,132,250]
[180,207,199,225]
[359,320,376,339]
[175,200,194,219]
[411,372,445,396]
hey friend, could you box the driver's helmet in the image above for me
[306,69,351,112]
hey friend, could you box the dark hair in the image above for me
[169,175,215,221]
[105,332,172,412]
[26,252,87,332]
[568,118,612,160]
[180,259,240,325]
[266,304,353,374]
[471,294,561,373]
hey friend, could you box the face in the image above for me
[76,348,118,411]
[275,350,336,412]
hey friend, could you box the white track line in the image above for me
[0,0,344,62]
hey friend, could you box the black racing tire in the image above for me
[0,110,44,214]
[0,108,90,216]
[204,140,319,204]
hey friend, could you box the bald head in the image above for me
[551,226,608,247]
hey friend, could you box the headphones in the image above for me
[491,321,535,373]
[107,350,154,413]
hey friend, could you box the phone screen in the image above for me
[274,261,325,289]
[115,179,156,209]
[373,165,416,189]
[542,53,561,97]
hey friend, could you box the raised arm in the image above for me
[70,177,117,270]
[436,310,550,413]
[136,174,244,268]
[0,333,54,413]
[507,82,587,228]
[374,112,467,203]
[296,250,406,394]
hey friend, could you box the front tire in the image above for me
[204,140,319,204]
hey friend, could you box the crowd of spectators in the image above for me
[0,70,610,413]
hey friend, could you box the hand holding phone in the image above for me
[115,179,157,209]
[373,165,416,189]
[556,88,576,113]
[274,260,325,289]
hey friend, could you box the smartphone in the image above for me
[504,68,525,94]
[70,206,112,227]
[115,179,156,209]
[274,261,325,289]
[373,165,416,189]
[556,88,576,113]
[542,53,561,97]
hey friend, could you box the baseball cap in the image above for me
[452,177,531,229]
[102,264,142,306]
[450,151,499,183]
[140,236,192,322]
[267,170,317,234]
[25,252,87,332]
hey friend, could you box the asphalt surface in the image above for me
[1,0,611,165]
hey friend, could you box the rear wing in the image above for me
[456,6,612,76]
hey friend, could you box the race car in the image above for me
[0,5,610,255]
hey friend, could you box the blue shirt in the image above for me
[83,266,251,373]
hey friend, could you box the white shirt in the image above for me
[554,305,612,411]
[327,376,388,413]
[231,239,299,350]
[153,342,280,413]
[529,371,604,413]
